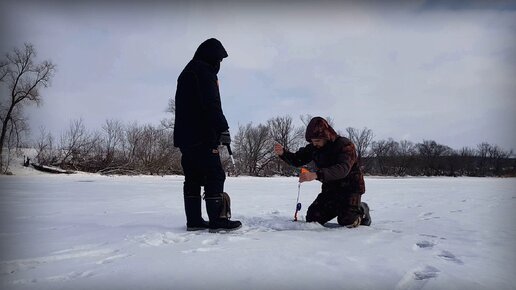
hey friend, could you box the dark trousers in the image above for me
[180,146,226,198]
[306,191,362,226]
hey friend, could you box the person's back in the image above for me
[173,38,241,232]
[174,60,212,148]
[311,136,365,195]
[174,38,229,150]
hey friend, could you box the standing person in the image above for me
[173,38,241,232]
[274,117,371,228]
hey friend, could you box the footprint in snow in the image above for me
[437,250,463,265]
[419,233,446,240]
[13,271,95,285]
[181,247,221,254]
[418,212,441,220]
[201,238,219,246]
[413,266,440,280]
[45,270,95,282]
[96,253,131,265]
[227,236,252,242]
[0,245,116,275]
[134,232,189,247]
[414,240,435,249]
[395,265,440,290]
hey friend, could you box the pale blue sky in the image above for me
[1,0,515,151]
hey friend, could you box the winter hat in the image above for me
[305,117,338,142]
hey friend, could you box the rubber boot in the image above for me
[360,202,372,226]
[184,196,209,231]
[205,193,242,233]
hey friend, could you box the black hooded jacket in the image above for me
[173,38,229,149]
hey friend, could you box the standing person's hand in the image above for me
[274,143,284,156]
[219,130,231,146]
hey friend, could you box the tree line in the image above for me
[1,43,514,176]
[31,115,515,177]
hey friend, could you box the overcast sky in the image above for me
[1,0,515,151]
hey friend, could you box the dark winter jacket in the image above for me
[173,38,229,149]
[280,137,366,195]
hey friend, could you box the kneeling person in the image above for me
[274,117,371,228]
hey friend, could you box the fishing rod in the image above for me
[294,167,310,221]
[225,143,236,166]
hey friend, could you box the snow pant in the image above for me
[180,146,226,198]
[306,191,362,226]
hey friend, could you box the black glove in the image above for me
[219,130,231,146]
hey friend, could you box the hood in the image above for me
[193,38,228,73]
[305,117,338,142]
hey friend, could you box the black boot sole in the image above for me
[209,224,242,233]
[187,227,209,231]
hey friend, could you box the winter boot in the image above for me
[205,193,242,233]
[360,202,372,226]
[184,196,209,231]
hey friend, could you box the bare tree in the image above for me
[371,139,399,175]
[487,144,513,176]
[267,115,304,175]
[234,123,274,176]
[416,140,453,176]
[125,122,143,164]
[0,61,8,82]
[102,119,125,164]
[58,119,92,168]
[0,105,31,173]
[35,126,56,165]
[476,142,491,176]
[346,127,374,168]
[161,99,175,130]
[458,146,476,176]
[127,124,179,175]
[397,140,416,175]
[0,43,56,171]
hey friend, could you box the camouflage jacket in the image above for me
[280,136,365,195]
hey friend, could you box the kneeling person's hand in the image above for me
[299,171,317,183]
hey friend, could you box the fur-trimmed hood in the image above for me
[305,117,338,142]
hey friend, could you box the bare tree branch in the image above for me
[1,43,56,172]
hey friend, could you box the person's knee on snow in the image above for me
[306,208,322,223]
[306,202,336,225]
[337,198,362,228]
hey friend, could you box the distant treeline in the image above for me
[33,115,515,177]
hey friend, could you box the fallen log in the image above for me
[31,163,75,174]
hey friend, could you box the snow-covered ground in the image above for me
[0,163,515,290]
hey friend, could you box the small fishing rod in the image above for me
[294,167,310,221]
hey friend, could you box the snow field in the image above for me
[0,166,515,290]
